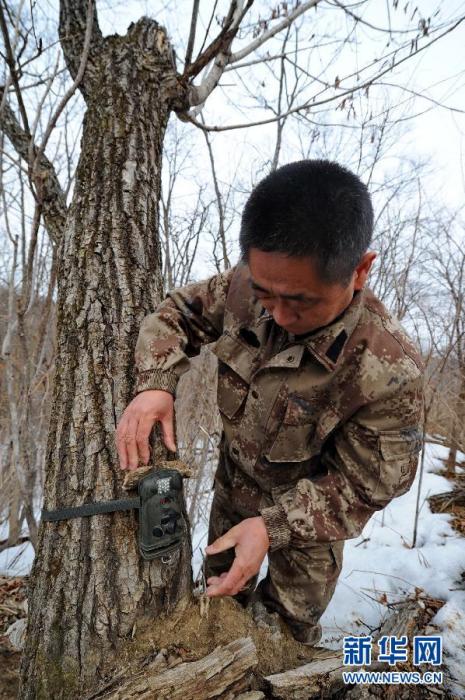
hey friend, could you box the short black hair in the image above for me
[239,159,374,285]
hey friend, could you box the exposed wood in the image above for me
[265,597,444,699]
[265,652,347,700]
[103,637,257,700]
[377,597,443,639]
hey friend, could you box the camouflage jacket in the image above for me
[135,265,424,550]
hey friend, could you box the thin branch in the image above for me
[194,0,219,61]
[27,51,61,168]
[0,0,30,134]
[184,16,465,132]
[229,0,321,64]
[188,0,252,109]
[183,0,253,82]
[201,115,230,269]
[330,0,431,36]
[376,80,465,114]
[224,44,313,72]
[184,0,200,68]
[32,0,94,174]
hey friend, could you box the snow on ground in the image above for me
[0,520,35,577]
[320,441,465,696]
[2,441,464,693]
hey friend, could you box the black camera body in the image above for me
[138,469,185,560]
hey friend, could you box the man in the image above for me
[116,160,424,645]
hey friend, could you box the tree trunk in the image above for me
[20,18,192,699]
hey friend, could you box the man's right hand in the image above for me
[116,390,176,470]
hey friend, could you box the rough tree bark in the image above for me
[19,7,192,698]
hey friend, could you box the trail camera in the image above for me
[138,468,185,560]
[42,467,186,563]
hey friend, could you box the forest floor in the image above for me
[1,441,464,698]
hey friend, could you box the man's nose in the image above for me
[270,300,297,327]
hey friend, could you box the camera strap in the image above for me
[41,469,185,562]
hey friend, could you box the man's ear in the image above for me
[353,251,376,290]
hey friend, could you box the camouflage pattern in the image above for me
[135,263,424,639]
[207,464,343,644]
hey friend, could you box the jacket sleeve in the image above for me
[134,268,235,396]
[260,373,424,550]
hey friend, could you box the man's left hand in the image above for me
[205,516,270,597]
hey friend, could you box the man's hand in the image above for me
[116,390,176,470]
[205,516,270,597]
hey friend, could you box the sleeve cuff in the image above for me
[260,504,291,551]
[135,369,179,395]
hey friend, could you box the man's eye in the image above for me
[289,299,317,310]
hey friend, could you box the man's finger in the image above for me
[116,420,129,470]
[117,416,139,470]
[135,416,155,464]
[205,573,228,586]
[205,532,237,555]
[160,412,177,452]
[122,418,139,470]
[206,559,246,597]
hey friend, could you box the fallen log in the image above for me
[264,652,346,700]
[102,636,257,700]
[265,596,444,700]
[429,488,465,513]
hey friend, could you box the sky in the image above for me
[93,0,465,205]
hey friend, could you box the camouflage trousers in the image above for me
[206,465,344,645]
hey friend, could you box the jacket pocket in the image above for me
[212,331,256,420]
[374,428,422,503]
[264,393,316,463]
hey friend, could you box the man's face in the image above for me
[247,248,375,335]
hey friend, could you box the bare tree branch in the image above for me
[184,0,200,68]
[330,0,430,36]
[33,0,94,174]
[58,0,103,100]
[184,15,465,132]
[0,0,30,134]
[193,0,219,61]
[183,0,253,82]
[0,93,67,244]
[201,115,230,269]
[187,0,255,108]
[229,0,321,64]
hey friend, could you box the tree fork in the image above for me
[20,17,191,699]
